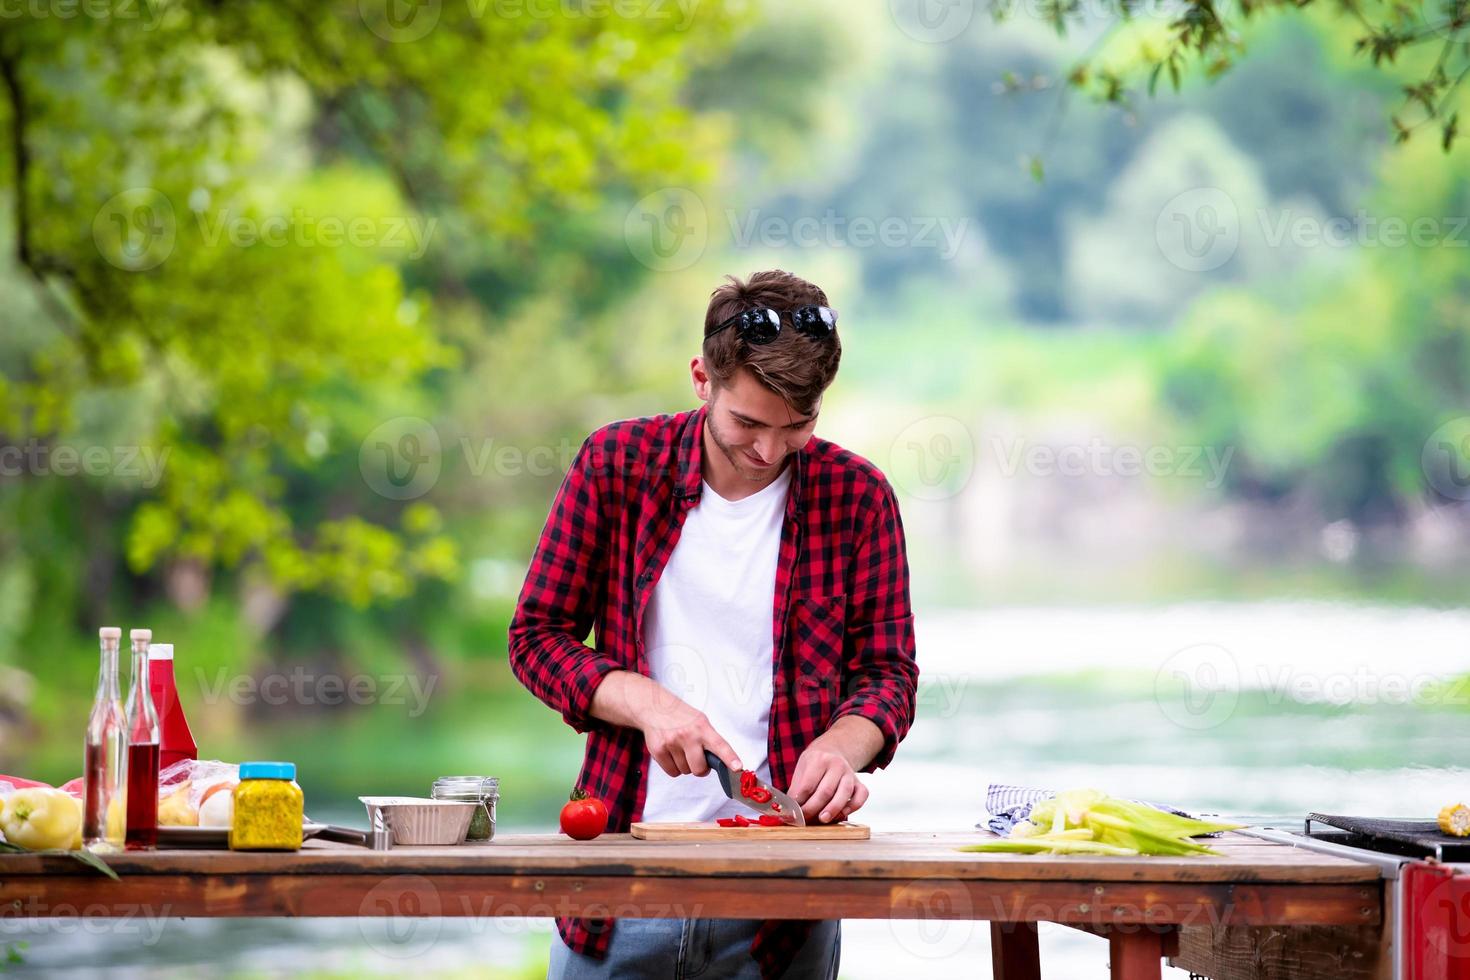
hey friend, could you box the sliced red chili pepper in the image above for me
[756,815,785,826]
[738,769,774,804]
[770,802,781,811]
[716,817,740,827]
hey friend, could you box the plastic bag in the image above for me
[157,759,239,826]
[4,763,242,827]
[0,775,53,793]
[160,759,238,807]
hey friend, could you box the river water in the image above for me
[8,600,1468,978]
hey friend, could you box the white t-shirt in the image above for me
[638,464,791,822]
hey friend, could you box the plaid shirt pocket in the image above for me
[791,593,847,716]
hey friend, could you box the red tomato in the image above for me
[560,789,608,840]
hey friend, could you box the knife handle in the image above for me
[703,749,737,797]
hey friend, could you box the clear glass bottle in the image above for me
[83,626,128,852]
[124,628,160,851]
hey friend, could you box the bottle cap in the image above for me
[99,627,121,640]
[239,761,296,781]
[130,628,152,642]
[148,644,174,661]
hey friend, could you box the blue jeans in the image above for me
[547,917,841,980]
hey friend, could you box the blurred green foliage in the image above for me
[1012,0,1470,150]
[0,2,736,613]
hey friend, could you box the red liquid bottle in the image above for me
[148,644,197,771]
[124,628,160,851]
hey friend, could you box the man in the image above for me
[510,269,919,980]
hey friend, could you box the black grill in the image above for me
[1305,812,1470,862]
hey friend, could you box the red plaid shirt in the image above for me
[509,403,918,979]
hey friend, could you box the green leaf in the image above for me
[0,842,120,880]
[63,849,121,881]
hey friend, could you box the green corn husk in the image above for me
[1009,819,1043,839]
[961,789,1245,859]
[959,838,1140,856]
[1036,828,1096,841]
[1089,798,1243,838]
[1083,812,1225,857]
[1027,788,1107,831]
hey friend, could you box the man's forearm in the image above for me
[588,669,659,731]
[812,714,886,772]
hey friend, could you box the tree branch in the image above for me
[0,44,37,276]
[0,44,79,287]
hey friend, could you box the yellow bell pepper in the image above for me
[0,788,83,851]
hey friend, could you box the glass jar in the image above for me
[431,776,498,842]
[230,761,304,851]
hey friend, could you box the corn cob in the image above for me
[961,789,1244,858]
[1438,803,1470,837]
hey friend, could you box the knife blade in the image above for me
[703,750,806,827]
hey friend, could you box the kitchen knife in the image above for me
[703,749,806,827]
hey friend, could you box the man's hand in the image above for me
[788,742,870,824]
[589,670,741,778]
[788,716,885,823]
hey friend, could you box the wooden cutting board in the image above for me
[630,821,870,841]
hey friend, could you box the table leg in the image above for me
[990,922,1040,980]
[1108,929,1165,980]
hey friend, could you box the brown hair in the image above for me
[702,269,842,416]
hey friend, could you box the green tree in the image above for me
[1159,131,1470,525]
[1003,0,1470,149]
[0,2,734,623]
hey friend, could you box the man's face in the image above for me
[695,363,819,483]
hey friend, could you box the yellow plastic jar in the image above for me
[229,761,304,851]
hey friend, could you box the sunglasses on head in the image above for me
[705,305,839,345]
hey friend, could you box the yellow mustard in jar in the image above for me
[230,761,304,850]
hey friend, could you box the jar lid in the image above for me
[432,775,499,797]
[240,761,296,781]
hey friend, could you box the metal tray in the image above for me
[157,820,328,849]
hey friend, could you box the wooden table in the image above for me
[0,831,1383,979]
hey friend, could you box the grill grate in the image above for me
[1305,812,1470,862]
